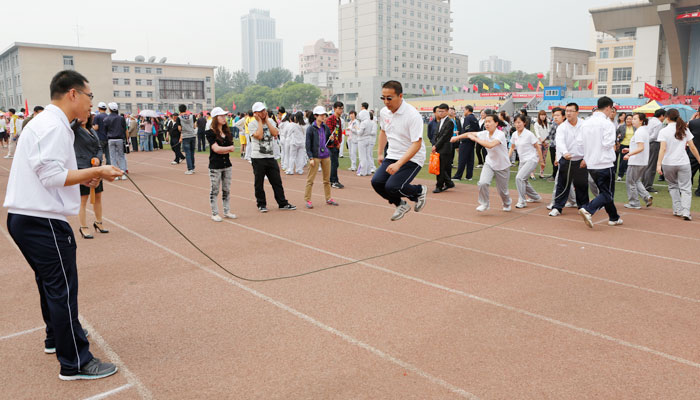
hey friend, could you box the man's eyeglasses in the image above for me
[75,89,94,100]
[380,96,394,101]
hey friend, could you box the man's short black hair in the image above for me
[178,104,187,113]
[279,106,286,114]
[437,103,449,110]
[552,107,565,117]
[20,108,25,113]
[172,112,179,117]
[333,101,344,109]
[33,106,44,112]
[247,110,254,117]
[361,102,369,109]
[49,70,89,100]
[382,80,403,95]
[597,96,614,110]
[465,105,473,113]
[432,105,438,113]
[565,102,579,112]
[8,108,15,114]
[654,109,666,118]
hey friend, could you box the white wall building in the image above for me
[241,9,283,81]
[479,56,511,74]
[334,0,468,111]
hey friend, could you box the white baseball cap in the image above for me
[17,112,24,117]
[108,102,119,111]
[313,106,327,115]
[97,102,107,109]
[210,107,227,118]
[252,102,266,113]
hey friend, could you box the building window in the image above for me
[113,78,119,85]
[599,48,609,59]
[145,67,152,74]
[206,87,211,93]
[206,98,212,104]
[113,91,120,97]
[147,91,153,98]
[135,67,141,73]
[135,79,142,85]
[597,85,607,95]
[146,79,152,86]
[205,76,211,83]
[123,66,130,73]
[136,91,143,98]
[124,91,131,97]
[124,78,130,85]
[112,66,118,72]
[612,67,632,81]
[613,46,633,58]
[63,55,74,70]
[136,103,143,110]
[159,79,205,100]
[598,68,608,82]
[156,68,162,74]
[611,84,631,95]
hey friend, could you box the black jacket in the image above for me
[306,122,331,159]
[463,113,480,133]
[74,127,103,169]
[433,118,455,155]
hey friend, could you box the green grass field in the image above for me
[159,128,699,212]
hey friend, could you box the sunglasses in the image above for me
[380,96,395,101]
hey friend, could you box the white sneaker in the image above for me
[623,203,641,210]
[579,208,594,228]
[414,185,428,212]
[527,196,542,203]
[564,201,576,208]
[546,203,554,210]
[502,204,512,212]
[515,202,526,209]
[476,204,489,212]
[211,215,223,222]
[171,161,178,165]
[349,167,356,171]
[391,200,412,221]
[548,209,561,217]
[185,170,194,175]
[616,176,622,182]
[608,219,623,226]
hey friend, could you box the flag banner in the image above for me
[588,81,593,90]
[473,84,479,92]
[462,85,469,92]
[232,101,237,111]
[442,87,447,94]
[483,83,489,91]
[504,83,511,90]
[644,83,671,101]
[493,83,501,90]
[422,88,427,94]
[453,86,458,92]
[574,81,580,89]
[480,92,543,98]
[515,82,523,89]
[432,87,436,95]
[537,81,544,90]
[528,82,535,91]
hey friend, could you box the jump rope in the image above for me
[123,173,546,283]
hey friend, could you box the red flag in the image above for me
[232,101,237,111]
[588,81,593,90]
[25,99,29,115]
[644,83,670,101]
[527,82,535,91]
[422,88,426,94]
[473,84,478,92]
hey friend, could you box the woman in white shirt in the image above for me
[656,109,700,220]
[285,112,307,175]
[346,111,360,171]
[356,110,375,176]
[533,111,549,179]
[622,113,653,209]
[509,115,544,208]
[452,113,512,212]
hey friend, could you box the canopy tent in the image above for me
[662,104,697,121]
[632,100,663,114]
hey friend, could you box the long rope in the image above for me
[125,173,544,283]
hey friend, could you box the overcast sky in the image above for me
[1,0,622,75]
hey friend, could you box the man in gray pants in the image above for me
[642,109,666,193]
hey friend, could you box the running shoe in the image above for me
[548,209,561,217]
[476,204,489,212]
[211,215,223,222]
[258,206,269,213]
[326,199,339,206]
[645,196,653,207]
[608,219,624,226]
[579,208,594,228]
[502,204,512,212]
[391,200,411,221]
[280,204,297,211]
[515,202,527,209]
[59,358,118,381]
[223,213,238,219]
[623,204,641,210]
[306,201,314,209]
[414,185,428,212]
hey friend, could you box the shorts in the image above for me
[80,180,104,196]
[240,134,247,145]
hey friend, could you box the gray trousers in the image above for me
[108,139,127,172]
[515,160,540,204]
[209,167,232,216]
[625,165,650,207]
[663,164,692,217]
[478,164,511,207]
[642,141,660,190]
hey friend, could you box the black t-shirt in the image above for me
[205,129,233,169]
[688,118,700,148]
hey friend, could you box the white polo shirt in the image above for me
[627,126,650,166]
[555,119,585,161]
[478,129,510,171]
[510,128,539,163]
[658,123,693,166]
[3,104,79,221]
[379,100,426,166]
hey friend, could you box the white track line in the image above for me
[127,164,700,267]
[0,326,44,341]
[82,384,133,400]
[130,171,700,304]
[99,214,479,400]
[106,183,700,371]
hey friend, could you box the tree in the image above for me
[294,74,304,83]
[231,69,253,94]
[469,75,494,90]
[277,82,321,110]
[215,66,234,99]
[256,68,293,88]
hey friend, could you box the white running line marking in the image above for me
[82,383,133,400]
[99,214,479,399]
[126,171,700,304]
[106,184,700,371]
[0,326,44,341]
[79,317,153,400]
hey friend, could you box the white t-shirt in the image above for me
[511,129,539,163]
[478,130,510,171]
[247,118,277,159]
[628,125,650,166]
[379,101,426,166]
[658,123,693,166]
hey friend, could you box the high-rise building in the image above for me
[300,39,339,91]
[241,9,283,81]
[479,56,512,74]
[335,0,468,111]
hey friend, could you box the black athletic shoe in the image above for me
[258,206,269,213]
[45,329,89,354]
[59,358,118,381]
[280,204,296,211]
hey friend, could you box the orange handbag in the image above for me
[429,152,440,175]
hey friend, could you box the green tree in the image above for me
[231,69,253,94]
[215,66,234,99]
[277,82,321,110]
[469,75,494,90]
[294,74,304,83]
[256,67,293,88]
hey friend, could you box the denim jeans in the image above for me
[138,133,152,151]
[182,137,196,171]
[209,167,232,216]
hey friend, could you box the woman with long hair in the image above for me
[285,112,307,175]
[656,109,700,220]
[533,110,549,178]
[508,115,544,208]
[73,112,108,238]
[622,113,653,209]
[205,107,237,222]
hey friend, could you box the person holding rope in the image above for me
[4,70,123,380]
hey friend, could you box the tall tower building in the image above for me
[241,9,283,81]
[335,0,468,111]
